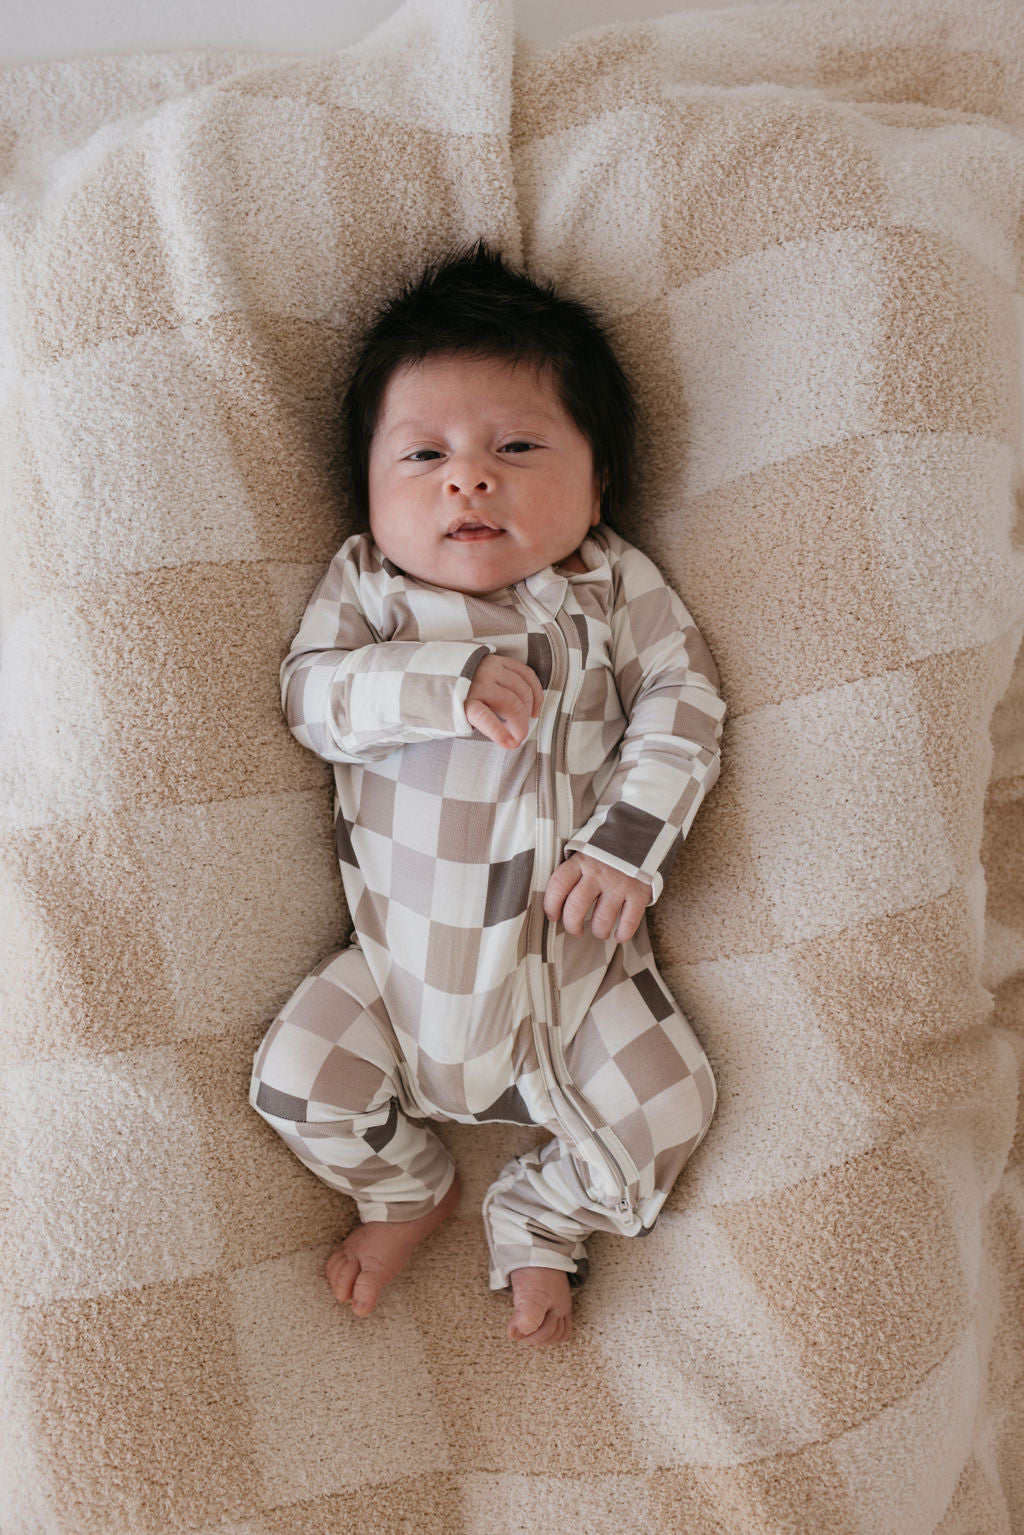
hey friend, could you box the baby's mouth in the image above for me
[447,517,503,541]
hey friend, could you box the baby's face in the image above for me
[367,351,601,594]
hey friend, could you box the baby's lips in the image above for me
[447,514,501,536]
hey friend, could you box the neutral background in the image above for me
[3,0,782,65]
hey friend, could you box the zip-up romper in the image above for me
[250,525,725,1288]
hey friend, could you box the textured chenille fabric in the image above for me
[249,525,723,1285]
[2,1,1024,1531]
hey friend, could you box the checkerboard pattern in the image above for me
[253,525,722,1283]
[2,1,1024,1531]
[279,526,720,1036]
[251,929,717,1285]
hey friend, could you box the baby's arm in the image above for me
[282,537,509,763]
[550,535,726,937]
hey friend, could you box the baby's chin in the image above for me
[379,542,582,594]
[376,548,531,595]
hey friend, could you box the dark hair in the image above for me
[341,243,636,527]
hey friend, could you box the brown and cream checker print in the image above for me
[280,533,722,1051]
[5,0,1024,1530]
[273,530,722,1010]
[283,525,723,865]
[252,922,716,1287]
[256,516,724,1282]
[250,953,459,1226]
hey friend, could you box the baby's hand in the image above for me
[466,655,543,749]
[543,852,652,943]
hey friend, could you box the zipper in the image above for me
[515,587,640,1220]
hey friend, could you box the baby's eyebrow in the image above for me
[381,412,558,441]
[380,417,432,436]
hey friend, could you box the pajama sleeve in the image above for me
[563,539,726,902]
[281,540,492,764]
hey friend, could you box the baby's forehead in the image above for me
[374,350,569,429]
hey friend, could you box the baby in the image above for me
[250,246,725,1346]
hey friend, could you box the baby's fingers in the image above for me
[544,854,651,942]
[489,661,542,722]
[543,857,583,925]
[466,657,541,747]
[612,893,648,943]
[589,891,628,943]
[465,699,522,749]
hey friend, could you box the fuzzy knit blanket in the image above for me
[2,2,1023,1531]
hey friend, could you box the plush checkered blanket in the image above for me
[1,1,1022,1530]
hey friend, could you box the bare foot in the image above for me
[325,1174,461,1317]
[508,1266,573,1346]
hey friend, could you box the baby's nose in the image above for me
[446,459,493,494]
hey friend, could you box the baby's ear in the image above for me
[591,474,606,524]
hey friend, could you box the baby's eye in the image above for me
[405,449,443,461]
[500,441,538,454]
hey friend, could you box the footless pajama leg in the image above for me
[482,947,717,1287]
[251,944,716,1286]
[250,948,456,1223]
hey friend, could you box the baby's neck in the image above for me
[557,549,587,575]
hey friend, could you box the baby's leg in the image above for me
[251,948,457,1317]
[485,952,716,1342]
[482,1144,597,1348]
[325,1174,461,1316]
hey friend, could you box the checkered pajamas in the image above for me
[251,525,726,1287]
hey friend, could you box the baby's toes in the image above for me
[507,1267,573,1344]
[325,1248,359,1305]
[514,1306,573,1347]
[509,1309,550,1345]
[507,1297,548,1341]
[350,1259,389,1317]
